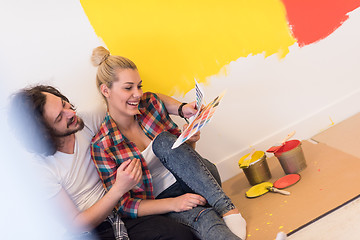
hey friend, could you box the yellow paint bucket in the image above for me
[239,151,272,186]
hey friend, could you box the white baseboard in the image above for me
[218,88,360,182]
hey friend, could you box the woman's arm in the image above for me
[53,159,141,233]
[156,93,197,118]
[137,193,207,217]
[157,93,200,148]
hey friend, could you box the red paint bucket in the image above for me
[274,140,307,174]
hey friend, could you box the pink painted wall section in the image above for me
[281,0,360,47]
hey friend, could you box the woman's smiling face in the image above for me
[104,68,143,118]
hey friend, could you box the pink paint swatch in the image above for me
[281,0,360,46]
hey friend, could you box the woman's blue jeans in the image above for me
[153,132,241,240]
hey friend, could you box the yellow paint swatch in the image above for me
[81,0,296,95]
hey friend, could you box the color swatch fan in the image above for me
[172,80,225,149]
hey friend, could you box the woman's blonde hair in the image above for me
[91,46,137,91]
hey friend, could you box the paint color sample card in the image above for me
[172,81,225,149]
[195,79,204,111]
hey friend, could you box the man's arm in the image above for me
[53,159,141,233]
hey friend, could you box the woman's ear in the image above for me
[100,84,110,98]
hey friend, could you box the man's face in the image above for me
[42,92,84,137]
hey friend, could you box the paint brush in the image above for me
[267,186,290,195]
[266,131,296,153]
[245,182,290,198]
[240,148,256,169]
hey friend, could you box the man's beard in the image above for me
[53,117,85,137]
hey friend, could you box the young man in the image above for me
[8,85,197,240]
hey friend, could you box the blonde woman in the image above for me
[90,46,247,240]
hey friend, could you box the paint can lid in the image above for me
[273,174,301,189]
[275,140,301,154]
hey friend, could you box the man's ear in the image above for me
[100,84,110,98]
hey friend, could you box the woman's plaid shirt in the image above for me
[91,92,181,218]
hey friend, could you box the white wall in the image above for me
[0,0,103,111]
[1,2,359,240]
[1,0,360,188]
[190,8,360,180]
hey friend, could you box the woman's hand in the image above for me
[113,158,142,194]
[181,101,198,118]
[183,123,200,149]
[137,193,206,216]
[171,193,207,212]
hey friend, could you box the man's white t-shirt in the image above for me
[33,107,106,211]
